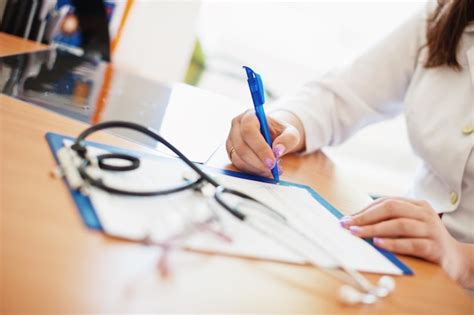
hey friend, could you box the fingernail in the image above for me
[349,226,362,235]
[265,158,276,169]
[373,237,383,245]
[339,216,352,228]
[273,144,286,158]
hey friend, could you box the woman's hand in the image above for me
[226,110,304,177]
[340,197,473,288]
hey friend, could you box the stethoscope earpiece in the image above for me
[378,275,396,292]
[339,285,377,305]
[374,275,396,297]
[339,276,395,305]
[339,284,365,305]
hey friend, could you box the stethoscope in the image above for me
[62,120,395,305]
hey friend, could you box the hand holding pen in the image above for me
[225,66,305,180]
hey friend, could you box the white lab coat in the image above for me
[271,5,474,243]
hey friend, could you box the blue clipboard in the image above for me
[45,132,413,275]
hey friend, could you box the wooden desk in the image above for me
[0,33,48,57]
[1,34,472,314]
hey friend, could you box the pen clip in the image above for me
[243,66,265,105]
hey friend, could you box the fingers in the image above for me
[337,197,446,266]
[229,122,271,171]
[240,112,277,166]
[226,139,271,177]
[372,238,436,262]
[347,218,430,238]
[272,124,300,157]
[340,198,430,228]
[226,110,302,176]
[352,196,427,216]
[227,113,273,174]
[227,111,285,175]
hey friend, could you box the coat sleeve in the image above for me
[270,8,427,153]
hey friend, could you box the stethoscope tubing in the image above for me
[71,121,248,219]
[72,121,221,187]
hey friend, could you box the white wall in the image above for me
[197,0,427,99]
[113,0,201,84]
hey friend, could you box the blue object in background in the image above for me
[243,66,279,182]
[54,0,82,48]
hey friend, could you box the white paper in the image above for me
[64,140,402,275]
[156,84,247,163]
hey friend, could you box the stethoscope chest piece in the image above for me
[338,275,395,305]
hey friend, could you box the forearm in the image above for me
[270,110,306,153]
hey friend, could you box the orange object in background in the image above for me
[111,0,134,54]
[73,80,91,105]
[91,0,133,123]
[91,64,114,124]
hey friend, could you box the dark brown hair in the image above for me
[425,0,474,69]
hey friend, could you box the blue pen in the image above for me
[243,66,279,182]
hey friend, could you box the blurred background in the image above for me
[0,0,426,197]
